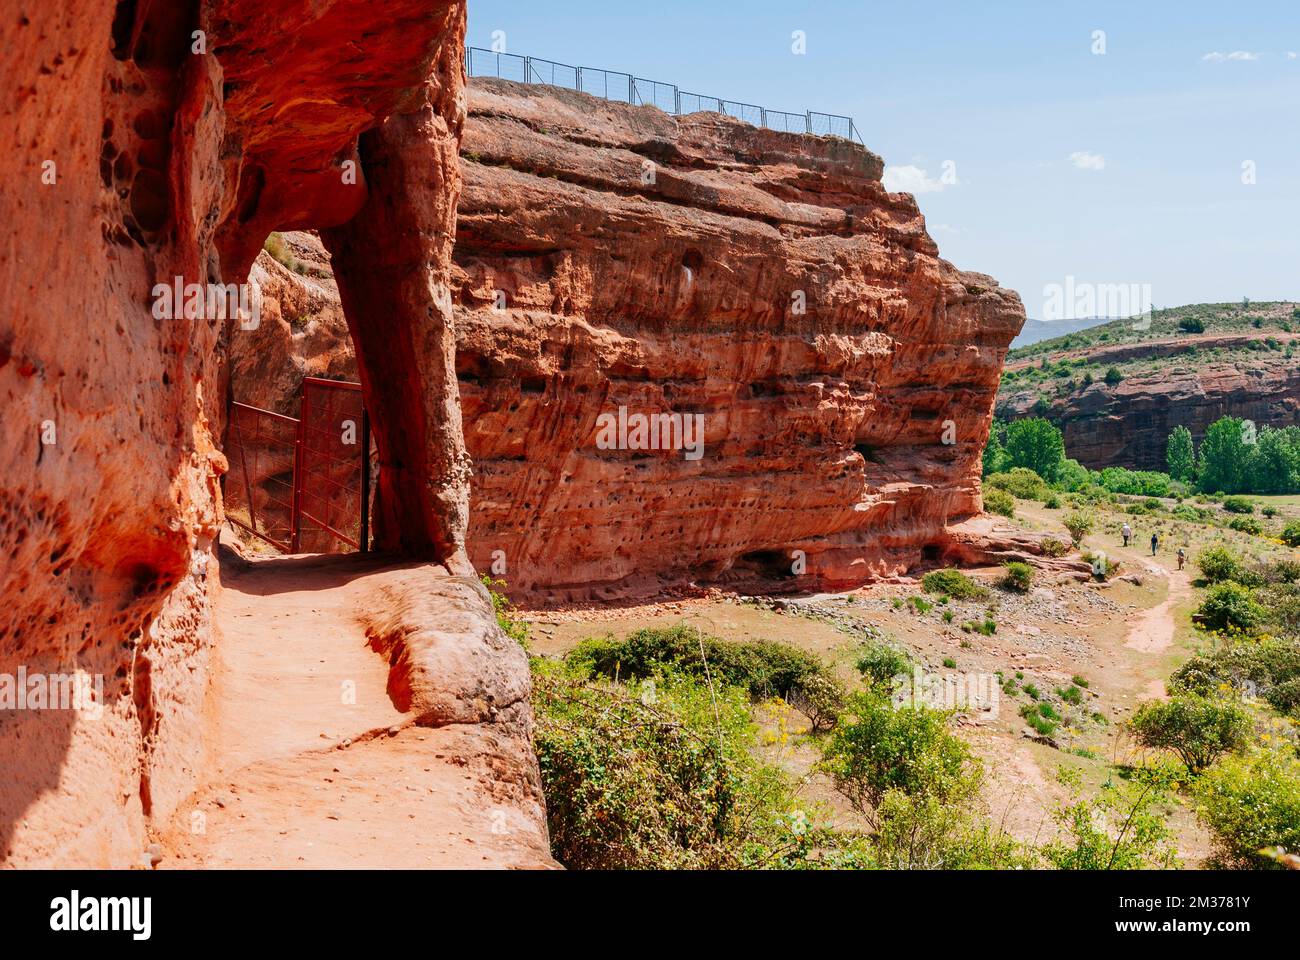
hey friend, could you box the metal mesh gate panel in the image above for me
[225,402,298,551]
[296,378,369,553]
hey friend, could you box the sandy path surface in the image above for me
[1124,570,1191,655]
[159,549,554,869]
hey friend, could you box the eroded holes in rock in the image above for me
[911,408,940,421]
[456,350,489,385]
[739,549,795,580]
[129,563,162,598]
[110,0,138,61]
[520,375,546,395]
[133,133,167,172]
[855,442,883,464]
[681,249,703,285]
[129,168,169,232]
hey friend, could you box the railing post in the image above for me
[523,55,531,83]
[628,75,635,103]
[359,405,370,553]
[760,107,767,129]
[674,87,680,115]
[576,65,582,93]
[806,111,812,134]
[290,390,305,554]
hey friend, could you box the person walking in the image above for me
[1177,547,1185,571]
[1150,532,1159,556]
[1121,522,1132,547]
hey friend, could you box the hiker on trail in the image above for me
[1151,532,1159,556]
[1177,547,1186,571]
[1122,522,1132,547]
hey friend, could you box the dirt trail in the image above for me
[159,546,554,869]
[1124,570,1191,655]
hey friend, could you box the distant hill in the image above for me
[997,302,1300,471]
[1007,301,1298,362]
[1012,316,1121,349]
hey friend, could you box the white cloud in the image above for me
[882,164,951,194]
[1203,50,1260,61]
[1069,150,1106,171]
[933,223,965,236]
[1288,51,1298,59]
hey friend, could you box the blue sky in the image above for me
[467,0,1300,316]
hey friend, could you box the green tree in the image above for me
[1103,366,1123,386]
[981,418,1008,477]
[1198,417,1253,494]
[1004,417,1065,482]
[1166,425,1196,483]
[1251,426,1300,494]
[1128,695,1251,775]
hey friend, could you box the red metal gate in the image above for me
[224,378,370,554]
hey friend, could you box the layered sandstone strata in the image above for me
[1000,356,1300,471]
[454,80,1024,599]
[0,1,539,868]
[233,77,1026,602]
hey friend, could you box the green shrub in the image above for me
[1001,561,1033,593]
[908,595,933,614]
[1058,685,1083,705]
[819,691,977,813]
[1041,538,1069,557]
[1020,706,1057,737]
[921,569,988,600]
[1071,675,1090,688]
[1282,520,1300,547]
[1195,582,1266,632]
[942,657,957,669]
[941,610,955,623]
[481,576,529,646]
[1222,495,1255,514]
[856,641,914,688]
[1267,559,1300,584]
[1063,511,1094,544]
[984,488,1016,518]
[1195,748,1300,868]
[1228,515,1262,535]
[869,785,1030,869]
[1042,768,1178,869]
[1197,547,1242,584]
[1104,366,1123,386]
[1128,695,1251,774]
[1023,683,1042,700]
[1169,638,1300,714]
[986,467,1050,500]
[532,665,810,869]
[568,625,842,730]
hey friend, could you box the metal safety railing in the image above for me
[466,46,864,145]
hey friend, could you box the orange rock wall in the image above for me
[0,0,467,866]
[452,80,1026,600]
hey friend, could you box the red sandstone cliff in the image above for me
[1,1,544,868]
[1000,347,1300,471]
[233,77,1026,602]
